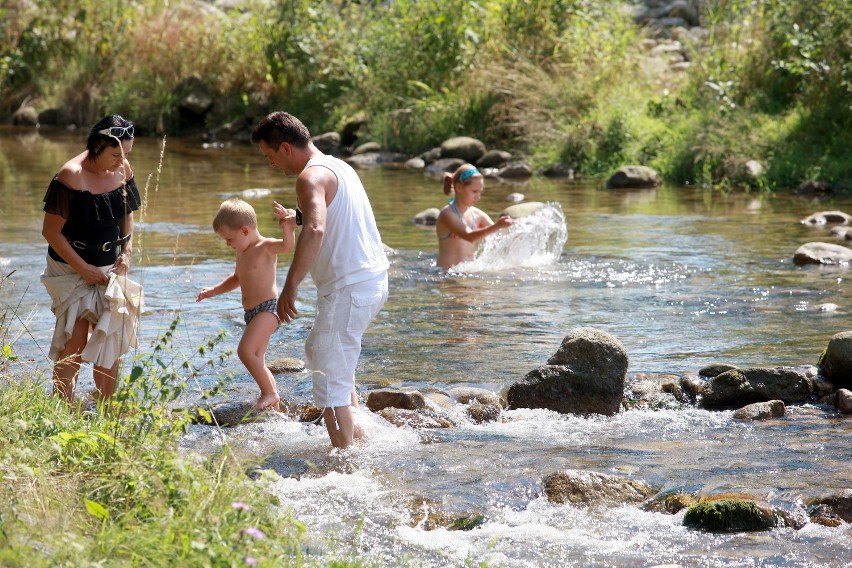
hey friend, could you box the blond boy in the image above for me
[197,198,297,411]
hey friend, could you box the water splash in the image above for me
[455,202,567,273]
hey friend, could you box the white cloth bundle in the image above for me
[41,256,143,368]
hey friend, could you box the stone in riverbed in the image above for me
[819,331,852,390]
[732,400,785,420]
[543,469,653,506]
[793,242,852,265]
[683,499,776,532]
[507,327,628,416]
[700,367,812,409]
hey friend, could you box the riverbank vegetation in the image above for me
[0,320,322,567]
[1,0,849,190]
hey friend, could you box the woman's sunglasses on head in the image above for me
[98,125,134,138]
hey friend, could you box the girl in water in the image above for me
[435,164,514,269]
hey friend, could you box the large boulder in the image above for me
[819,331,852,390]
[700,367,813,409]
[543,469,653,506]
[507,328,628,416]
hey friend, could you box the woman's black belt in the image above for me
[69,234,132,251]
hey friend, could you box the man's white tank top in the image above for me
[304,155,389,296]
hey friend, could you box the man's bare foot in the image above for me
[255,392,282,412]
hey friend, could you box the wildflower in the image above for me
[245,557,258,566]
[240,527,266,539]
[231,501,251,511]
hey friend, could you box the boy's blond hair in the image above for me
[213,198,257,231]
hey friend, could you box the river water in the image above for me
[1,128,850,566]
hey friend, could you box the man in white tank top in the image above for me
[252,112,389,449]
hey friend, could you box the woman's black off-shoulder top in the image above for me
[43,176,142,266]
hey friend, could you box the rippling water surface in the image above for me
[1,128,850,566]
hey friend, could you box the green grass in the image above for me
[0,330,314,566]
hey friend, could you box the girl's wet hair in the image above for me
[442,164,482,195]
[86,114,134,160]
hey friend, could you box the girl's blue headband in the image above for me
[458,168,481,183]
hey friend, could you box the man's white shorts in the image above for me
[305,272,388,408]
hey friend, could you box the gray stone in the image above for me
[836,388,852,414]
[352,141,381,155]
[606,165,661,189]
[701,367,813,409]
[800,211,851,225]
[312,131,341,155]
[698,363,737,378]
[732,400,786,420]
[475,149,511,169]
[440,136,486,164]
[819,331,852,390]
[427,157,466,175]
[377,408,450,429]
[793,242,852,266]
[413,208,440,226]
[366,389,427,411]
[467,402,501,424]
[267,357,305,373]
[497,161,533,179]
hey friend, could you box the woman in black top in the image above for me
[41,114,142,403]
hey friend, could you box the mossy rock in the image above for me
[683,499,776,532]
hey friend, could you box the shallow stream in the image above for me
[1,128,850,566]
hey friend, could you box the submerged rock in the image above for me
[466,402,501,423]
[448,386,503,407]
[377,408,451,429]
[190,400,276,427]
[543,469,653,506]
[644,490,696,514]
